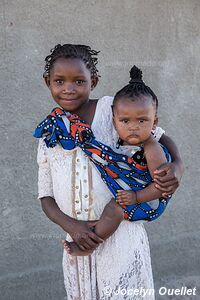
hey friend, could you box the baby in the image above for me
[63,65,172,256]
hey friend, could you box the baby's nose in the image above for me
[128,122,139,131]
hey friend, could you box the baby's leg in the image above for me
[95,197,124,239]
[64,198,124,256]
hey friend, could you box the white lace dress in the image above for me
[37,96,164,300]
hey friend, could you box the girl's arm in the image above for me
[154,134,184,194]
[37,139,103,251]
[40,196,103,250]
[117,137,168,205]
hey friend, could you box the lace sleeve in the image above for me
[152,126,165,141]
[37,138,54,199]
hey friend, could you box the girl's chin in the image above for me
[59,104,79,112]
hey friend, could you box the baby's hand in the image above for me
[116,190,137,205]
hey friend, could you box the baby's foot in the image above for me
[61,240,94,256]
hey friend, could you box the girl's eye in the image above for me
[55,80,64,85]
[139,119,145,123]
[76,80,85,85]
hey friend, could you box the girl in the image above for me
[34,44,183,300]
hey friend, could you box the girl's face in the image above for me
[45,57,97,113]
[113,96,158,146]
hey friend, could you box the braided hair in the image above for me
[44,44,100,78]
[113,65,158,109]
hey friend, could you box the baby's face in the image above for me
[113,96,157,146]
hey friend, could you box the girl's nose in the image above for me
[62,83,75,94]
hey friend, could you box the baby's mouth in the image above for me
[127,133,139,138]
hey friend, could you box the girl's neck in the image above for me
[71,99,98,125]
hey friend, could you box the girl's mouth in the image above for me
[60,99,77,103]
[60,98,77,102]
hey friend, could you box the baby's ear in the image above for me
[152,116,158,130]
[44,75,50,88]
[91,76,99,91]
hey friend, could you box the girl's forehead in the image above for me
[51,57,90,76]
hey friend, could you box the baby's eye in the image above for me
[139,119,146,123]
[121,119,129,124]
[75,79,85,85]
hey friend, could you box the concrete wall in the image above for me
[1,0,199,299]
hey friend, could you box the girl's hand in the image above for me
[116,190,137,205]
[67,219,104,251]
[153,161,184,196]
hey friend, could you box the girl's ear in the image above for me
[91,76,99,91]
[152,115,158,130]
[44,75,50,88]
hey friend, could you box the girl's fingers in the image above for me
[154,174,176,183]
[154,184,176,193]
[154,169,168,176]
[154,164,170,175]
[154,179,178,189]
[84,236,99,249]
[89,232,104,244]
[154,164,181,190]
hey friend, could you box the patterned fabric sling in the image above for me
[34,107,171,222]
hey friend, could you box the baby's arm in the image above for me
[117,136,168,205]
[154,134,184,194]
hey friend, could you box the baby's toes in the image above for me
[63,241,71,252]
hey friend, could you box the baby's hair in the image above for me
[113,65,158,110]
[44,44,100,78]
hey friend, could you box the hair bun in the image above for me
[129,65,143,84]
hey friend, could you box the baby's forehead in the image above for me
[114,95,156,111]
[117,94,153,104]
[112,96,157,119]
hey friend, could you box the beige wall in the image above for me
[1,0,199,299]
